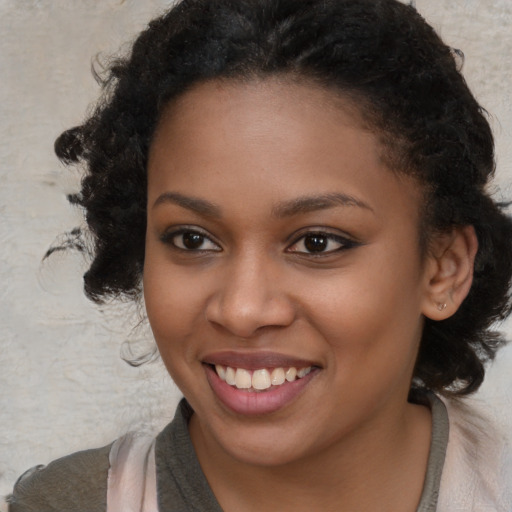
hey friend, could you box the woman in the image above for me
[6,0,512,510]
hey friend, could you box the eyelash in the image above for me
[287,231,359,256]
[160,227,221,252]
[160,227,359,256]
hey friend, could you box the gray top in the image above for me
[414,391,449,512]
[7,444,111,511]
[7,393,448,511]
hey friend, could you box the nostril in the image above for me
[204,270,296,337]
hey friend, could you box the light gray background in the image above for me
[1,0,511,500]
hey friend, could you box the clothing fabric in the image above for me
[5,394,511,511]
[107,432,158,512]
[6,444,111,512]
[437,398,512,511]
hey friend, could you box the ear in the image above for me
[421,225,478,321]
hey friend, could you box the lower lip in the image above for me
[204,365,318,416]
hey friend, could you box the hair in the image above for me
[53,0,512,396]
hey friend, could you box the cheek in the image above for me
[143,267,206,395]
[143,251,203,357]
[304,246,425,365]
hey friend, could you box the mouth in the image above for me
[202,352,320,415]
[212,364,313,392]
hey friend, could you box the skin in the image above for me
[143,78,474,511]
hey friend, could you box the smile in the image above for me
[203,351,319,415]
[215,365,313,392]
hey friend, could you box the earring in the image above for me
[437,303,447,311]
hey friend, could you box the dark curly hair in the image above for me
[54,0,512,396]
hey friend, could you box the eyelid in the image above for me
[286,228,360,255]
[159,225,222,251]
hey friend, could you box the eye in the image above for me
[287,232,356,255]
[160,228,221,252]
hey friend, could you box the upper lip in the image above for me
[202,351,319,370]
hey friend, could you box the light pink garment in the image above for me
[107,432,158,512]
[437,397,512,512]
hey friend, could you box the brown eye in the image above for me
[304,234,328,252]
[182,232,205,249]
[161,228,221,252]
[287,231,357,255]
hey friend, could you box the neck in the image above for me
[189,399,432,512]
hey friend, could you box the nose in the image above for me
[205,253,296,338]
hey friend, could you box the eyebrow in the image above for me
[272,193,374,217]
[153,192,222,218]
[152,191,373,218]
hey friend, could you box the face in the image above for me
[144,78,432,467]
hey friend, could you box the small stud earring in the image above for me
[437,303,447,311]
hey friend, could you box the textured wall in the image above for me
[1,0,511,499]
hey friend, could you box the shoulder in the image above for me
[6,443,112,512]
[438,396,512,512]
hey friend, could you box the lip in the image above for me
[202,350,319,371]
[204,358,319,416]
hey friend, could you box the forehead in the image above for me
[147,78,422,225]
[154,77,369,146]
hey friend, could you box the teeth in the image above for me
[235,368,252,389]
[271,367,285,385]
[252,369,271,390]
[285,367,297,382]
[215,365,313,391]
[225,366,236,386]
[297,367,311,378]
[215,365,226,381]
